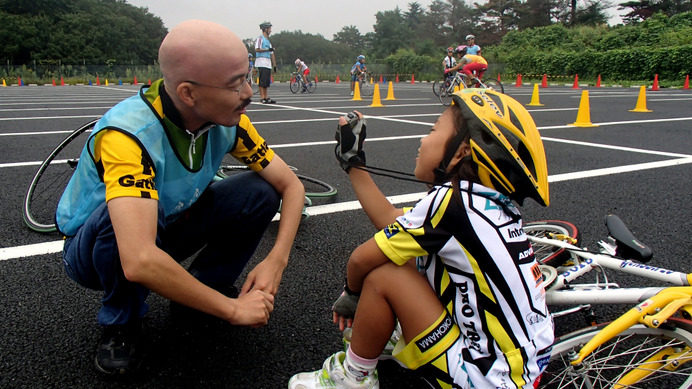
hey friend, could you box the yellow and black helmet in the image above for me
[446,89,549,206]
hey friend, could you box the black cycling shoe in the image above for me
[262,98,276,104]
[94,323,142,376]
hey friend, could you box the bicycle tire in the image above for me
[359,79,374,96]
[23,119,98,233]
[248,73,259,95]
[438,79,454,106]
[540,318,692,389]
[217,165,336,199]
[289,77,300,94]
[305,76,317,93]
[432,78,446,96]
[482,78,504,94]
[524,220,580,267]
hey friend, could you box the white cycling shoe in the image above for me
[288,351,379,389]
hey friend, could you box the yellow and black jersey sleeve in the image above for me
[231,115,275,172]
[94,130,158,202]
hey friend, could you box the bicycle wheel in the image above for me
[432,78,446,97]
[523,220,580,267]
[482,78,504,93]
[289,77,300,94]
[359,79,373,96]
[297,174,336,198]
[438,79,454,106]
[217,165,336,199]
[23,119,98,233]
[305,76,317,93]
[540,318,692,389]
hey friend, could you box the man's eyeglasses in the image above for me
[184,78,248,94]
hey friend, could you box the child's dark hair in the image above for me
[446,104,481,205]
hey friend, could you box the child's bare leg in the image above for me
[349,261,444,359]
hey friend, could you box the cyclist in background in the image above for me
[445,45,488,87]
[350,54,367,96]
[441,47,456,79]
[289,89,553,389]
[294,58,311,93]
[254,21,277,104]
[465,34,481,56]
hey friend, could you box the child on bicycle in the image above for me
[294,58,311,93]
[289,89,554,389]
[442,46,456,79]
[350,54,367,96]
[445,45,488,87]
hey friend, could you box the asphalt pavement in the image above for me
[1,80,691,388]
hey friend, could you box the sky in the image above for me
[125,0,625,42]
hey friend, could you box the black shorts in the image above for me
[258,67,272,88]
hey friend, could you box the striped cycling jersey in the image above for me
[375,181,554,388]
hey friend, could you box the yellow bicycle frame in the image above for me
[570,286,692,386]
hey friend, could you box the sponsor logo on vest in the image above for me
[416,314,454,352]
[508,226,524,239]
[118,175,156,190]
[518,246,534,260]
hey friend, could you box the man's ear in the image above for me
[176,82,196,107]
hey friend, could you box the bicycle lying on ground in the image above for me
[436,70,504,105]
[289,72,317,94]
[23,119,336,233]
[523,215,692,388]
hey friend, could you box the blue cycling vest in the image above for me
[56,82,237,236]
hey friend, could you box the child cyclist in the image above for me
[295,58,311,93]
[289,89,554,389]
[350,55,367,96]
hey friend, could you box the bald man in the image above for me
[57,20,305,376]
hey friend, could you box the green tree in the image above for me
[333,26,365,52]
[619,0,692,23]
[370,7,414,58]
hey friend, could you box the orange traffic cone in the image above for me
[396,74,399,83]
[335,74,340,84]
[148,79,151,85]
[385,81,396,100]
[497,73,501,82]
[651,74,659,91]
[596,74,602,88]
[18,76,21,86]
[541,74,548,88]
[515,74,522,87]
[52,79,56,86]
[569,90,598,127]
[572,74,579,89]
[411,74,415,84]
[315,76,319,83]
[96,76,100,86]
[684,74,690,90]
[629,86,653,112]
[60,77,65,86]
[133,76,138,85]
[379,74,383,83]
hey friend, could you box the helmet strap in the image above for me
[433,125,470,183]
